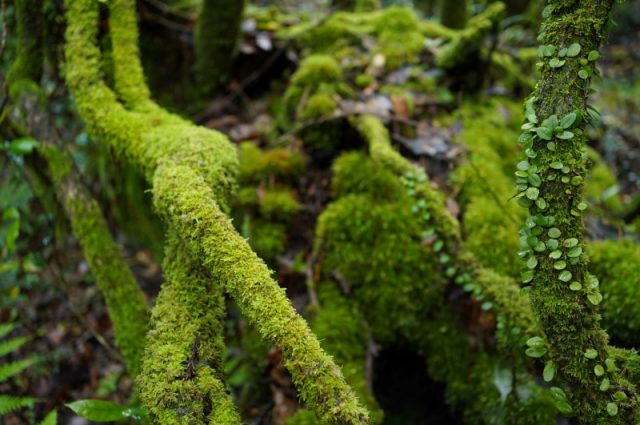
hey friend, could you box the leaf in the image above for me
[567,43,581,57]
[525,346,546,358]
[607,402,618,416]
[567,247,582,258]
[553,260,567,270]
[556,131,574,140]
[525,187,539,200]
[66,400,132,422]
[584,348,598,359]
[549,250,562,259]
[548,228,561,238]
[0,395,36,415]
[526,336,545,347]
[569,282,582,291]
[578,69,590,79]
[587,292,603,305]
[600,378,610,391]
[558,271,572,282]
[527,256,538,269]
[8,138,38,155]
[543,361,555,382]
[550,161,564,169]
[40,410,58,425]
[528,174,542,187]
[493,366,513,402]
[559,111,577,129]
[588,50,600,61]
[536,127,552,140]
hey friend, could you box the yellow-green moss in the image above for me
[136,230,240,424]
[39,144,149,377]
[588,239,640,346]
[65,0,368,422]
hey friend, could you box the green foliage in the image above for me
[66,400,146,422]
[0,324,36,417]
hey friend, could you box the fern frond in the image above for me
[0,336,28,358]
[0,395,36,415]
[0,358,33,383]
[40,409,57,425]
[0,324,15,339]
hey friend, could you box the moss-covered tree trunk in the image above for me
[440,0,468,29]
[194,0,245,96]
[515,0,639,422]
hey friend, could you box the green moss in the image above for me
[39,144,149,378]
[260,189,301,221]
[589,239,640,346]
[238,143,306,183]
[247,219,287,261]
[436,3,505,69]
[584,148,623,214]
[152,163,369,424]
[300,94,338,121]
[513,0,639,421]
[137,230,239,424]
[331,152,404,201]
[65,0,368,422]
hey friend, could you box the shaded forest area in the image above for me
[1,0,640,424]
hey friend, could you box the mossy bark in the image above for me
[63,0,368,423]
[6,0,43,89]
[440,0,468,29]
[40,146,149,377]
[194,0,245,96]
[515,0,639,422]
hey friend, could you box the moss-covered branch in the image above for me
[40,145,149,377]
[6,0,43,90]
[64,0,368,422]
[137,229,240,424]
[514,0,639,421]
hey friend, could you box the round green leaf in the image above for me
[548,228,561,238]
[607,402,618,416]
[526,187,540,200]
[566,43,581,57]
[584,348,598,359]
[600,378,610,391]
[563,238,578,247]
[569,282,582,291]
[559,270,572,282]
[543,361,555,382]
[553,260,567,270]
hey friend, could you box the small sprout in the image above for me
[607,402,618,416]
[600,378,610,391]
[548,228,561,238]
[567,43,581,57]
[554,260,567,270]
[543,361,555,382]
[584,348,598,359]
[569,282,582,291]
[559,270,572,282]
[594,364,605,376]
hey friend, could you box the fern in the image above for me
[40,409,57,425]
[0,323,37,419]
[0,336,28,357]
[0,395,36,416]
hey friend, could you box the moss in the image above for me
[65,0,368,422]
[300,94,338,121]
[514,0,639,421]
[260,189,301,221]
[436,3,506,69]
[152,163,369,424]
[237,143,305,184]
[194,0,245,96]
[588,239,640,346]
[317,152,555,424]
[39,144,149,378]
[355,74,374,88]
[331,152,404,201]
[584,148,623,215]
[247,219,287,261]
[136,230,240,424]
[372,7,424,68]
